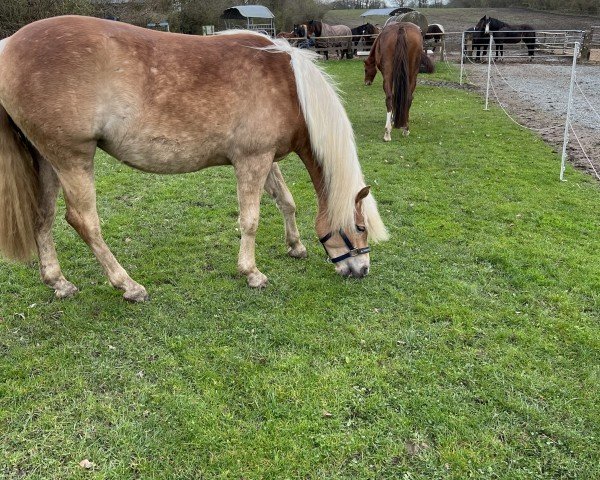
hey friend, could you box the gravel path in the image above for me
[463,62,600,179]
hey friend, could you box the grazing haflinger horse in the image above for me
[0,16,388,302]
[364,22,423,142]
[305,20,353,59]
[476,15,536,59]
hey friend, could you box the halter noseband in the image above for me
[319,226,371,263]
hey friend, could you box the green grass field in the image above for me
[1,61,599,479]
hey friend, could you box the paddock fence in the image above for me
[582,26,600,61]
[281,28,594,65]
[460,37,599,181]
[278,27,600,180]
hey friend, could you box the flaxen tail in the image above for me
[0,105,39,261]
[392,26,410,129]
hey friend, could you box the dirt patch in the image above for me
[461,62,600,179]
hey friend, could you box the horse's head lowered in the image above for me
[364,54,377,85]
[319,186,373,278]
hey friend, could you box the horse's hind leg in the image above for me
[382,77,393,142]
[56,159,148,302]
[34,156,78,298]
[264,163,307,259]
[233,154,274,288]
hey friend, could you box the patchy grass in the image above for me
[1,60,599,479]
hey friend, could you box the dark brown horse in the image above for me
[351,23,377,54]
[364,22,423,141]
[419,52,435,74]
[424,23,445,52]
[0,16,388,301]
[476,16,536,58]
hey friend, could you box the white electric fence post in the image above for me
[560,41,580,182]
[484,33,493,111]
[460,31,465,85]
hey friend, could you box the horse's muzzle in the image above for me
[337,264,370,279]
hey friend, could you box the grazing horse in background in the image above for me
[364,22,423,142]
[424,23,445,51]
[0,16,388,301]
[351,23,377,54]
[419,51,435,73]
[476,15,536,58]
[306,20,353,59]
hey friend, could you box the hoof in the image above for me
[402,128,410,137]
[247,271,268,289]
[383,134,391,142]
[54,280,79,299]
[123,286,149,302]
[288,243,308,259]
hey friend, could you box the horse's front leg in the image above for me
[264,163,307,259]
[383,77,393,142]
[233,155,274,288]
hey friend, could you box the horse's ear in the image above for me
[355,186,371,204]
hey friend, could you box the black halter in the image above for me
[319,226,371,263]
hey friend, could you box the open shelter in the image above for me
[221,5,276,37]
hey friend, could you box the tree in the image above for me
[0,0,95,37]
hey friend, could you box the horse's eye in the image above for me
[356,225,366,232]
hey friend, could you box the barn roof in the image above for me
[221,5,275,20]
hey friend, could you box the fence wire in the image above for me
[469,45,599,181]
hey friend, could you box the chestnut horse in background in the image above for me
[364,22,423,142]
[0,16,388,301]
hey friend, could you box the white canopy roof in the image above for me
[222,5,275,20]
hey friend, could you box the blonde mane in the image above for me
[221,30,388,242]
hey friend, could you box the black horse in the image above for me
[292,24,305,37]
[464,27,490,61]
[350,23,377,54]
[475,16,536,59]
[291,24,315,49]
